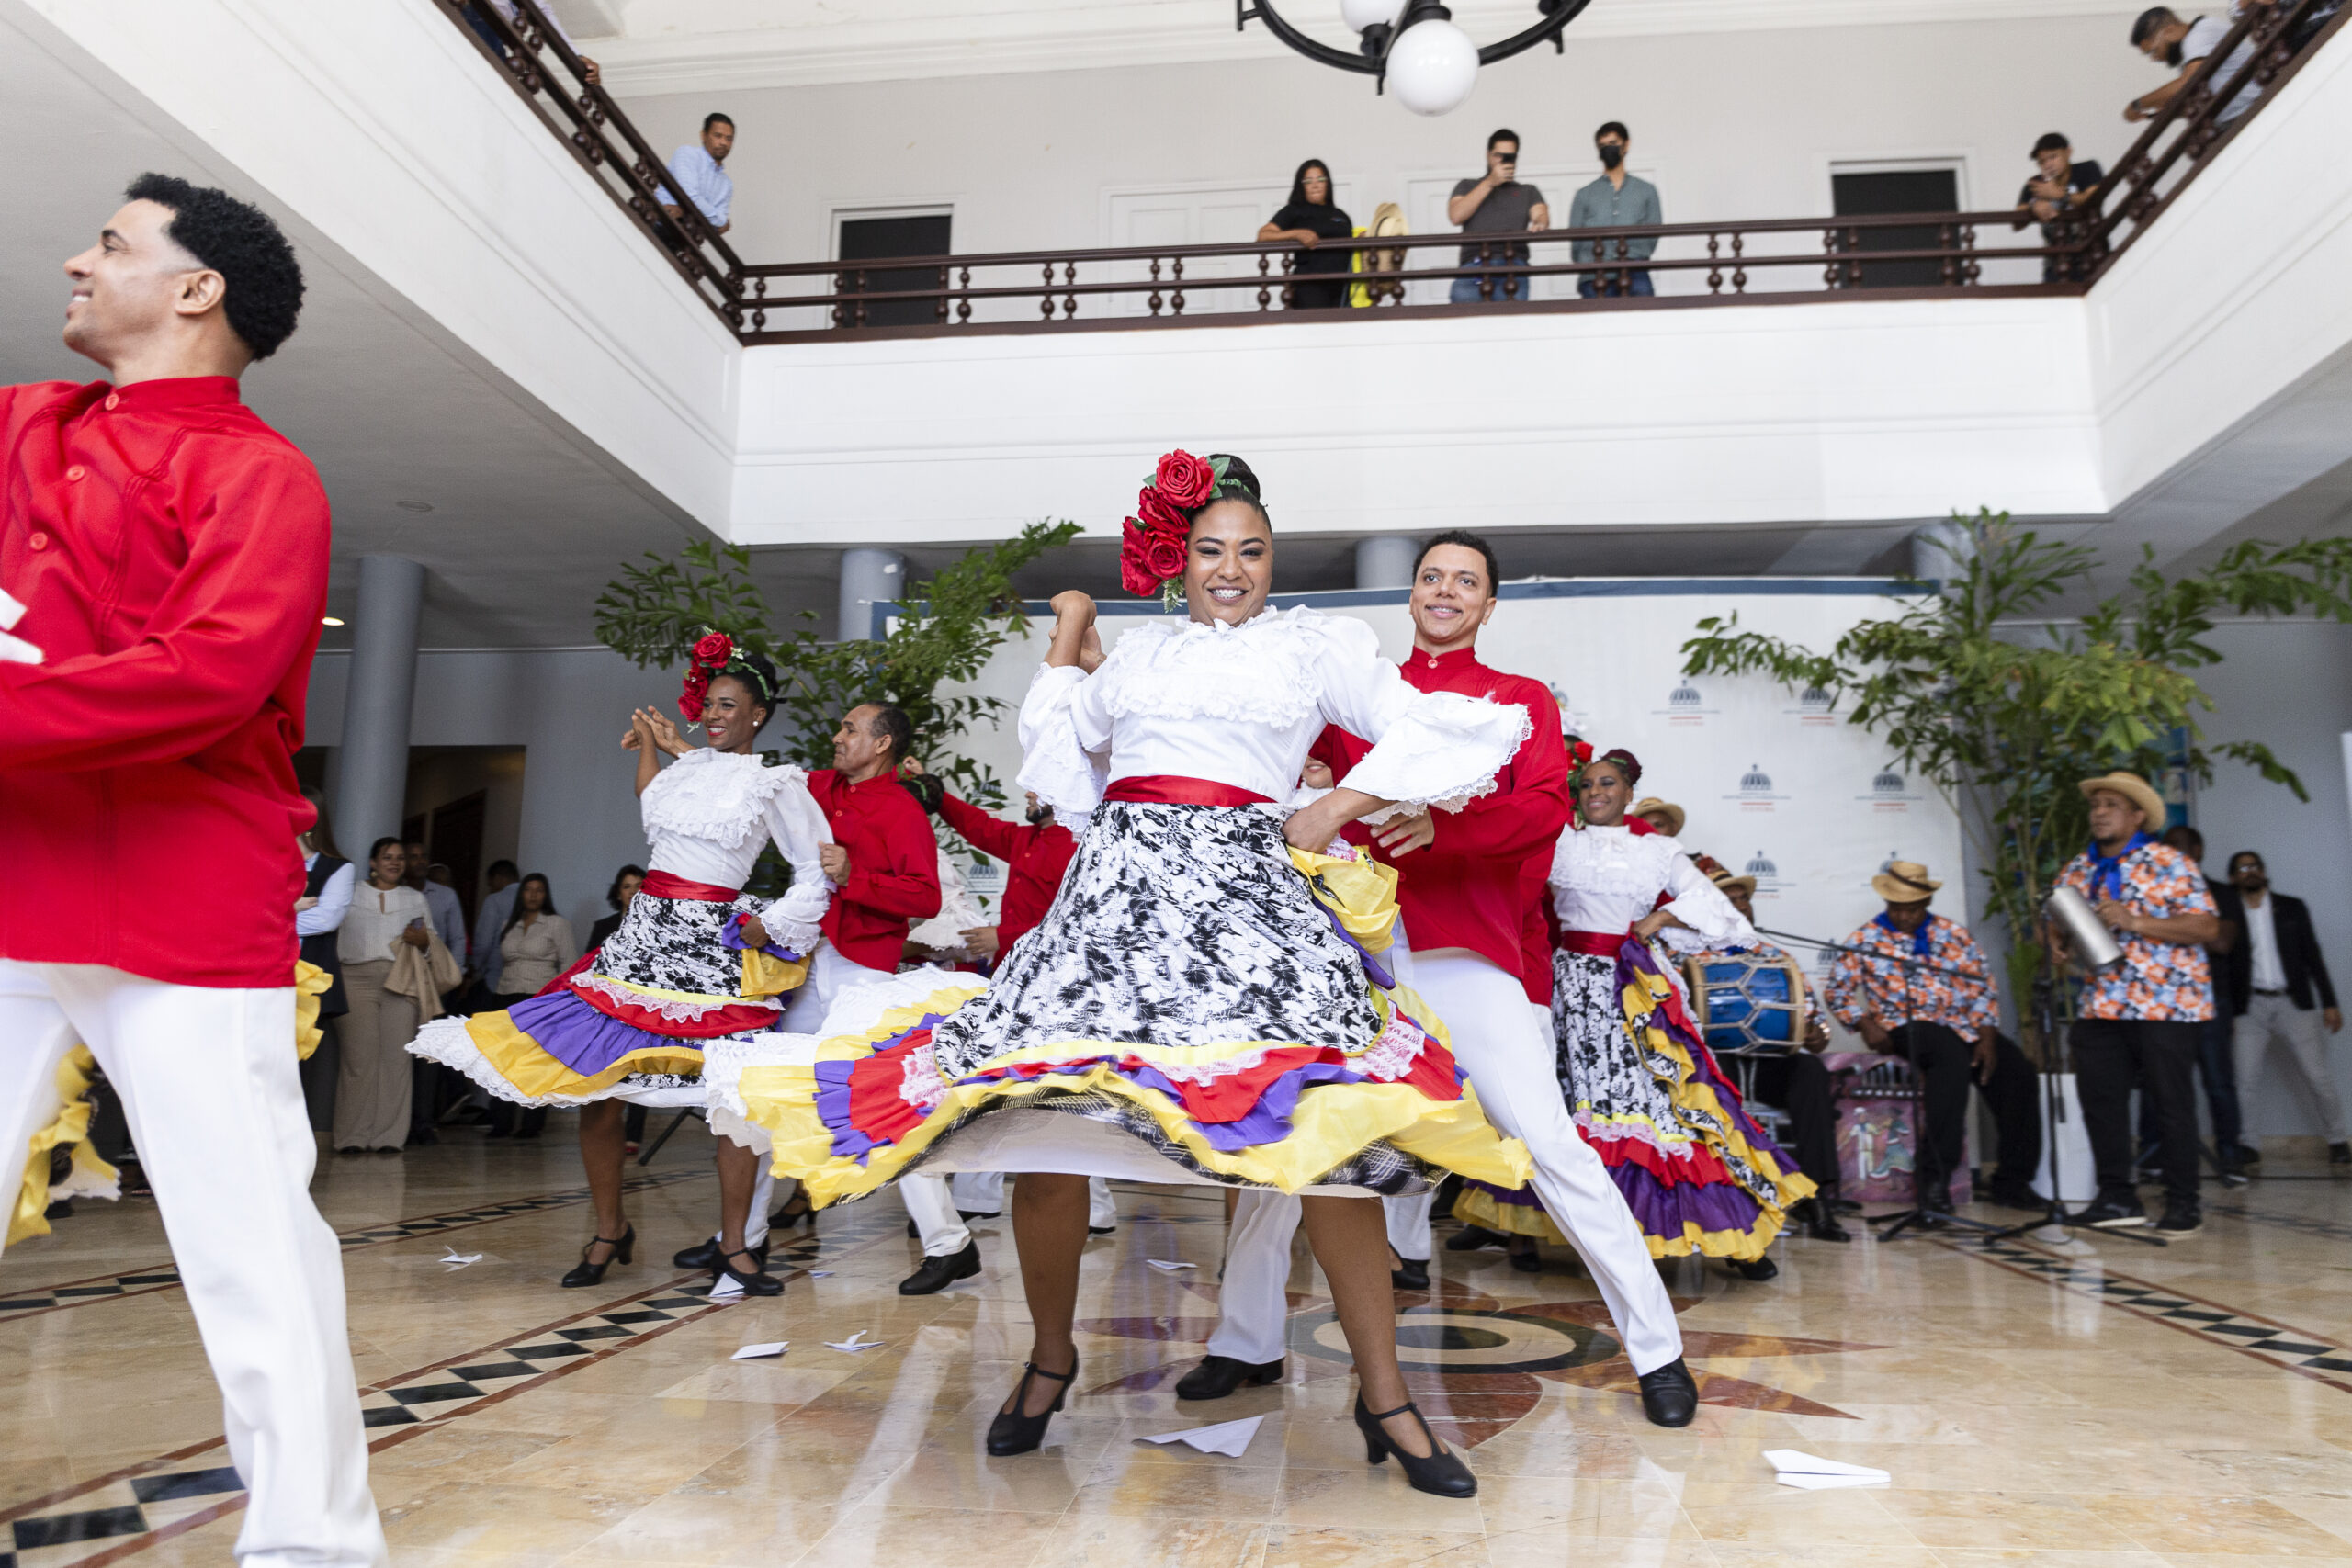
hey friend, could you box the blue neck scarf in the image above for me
[1873,910,1934,957]
[2085,831,2155,903]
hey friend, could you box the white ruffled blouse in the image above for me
[1550,824,1751,945]
[1017,605,1530,824]
[639,750,836,953]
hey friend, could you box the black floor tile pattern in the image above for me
[2202,1199,2352,1244]
[1952,1233,2352,1388]
[0,1170,710,1319]
[0,1205,904,1563]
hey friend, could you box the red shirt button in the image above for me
[104,393,119,411]
[28,532,49,550]
[65,465,87,482]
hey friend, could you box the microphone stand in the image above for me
[1746,926,2006,1242]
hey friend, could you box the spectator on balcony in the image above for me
[2126,8,2261,125]
[2011,134,2106,282]
[1567,121,1661,299]
[1448,128,1547,304]
[1257,160,1357,311]
[470,1,601,84]
[660,113,736,236]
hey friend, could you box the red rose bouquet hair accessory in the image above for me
[677,629,773,724]
[1120,448,1236,611]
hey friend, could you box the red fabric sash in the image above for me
[640,870,741,902]
[1558,928,1634,957]
[1103,775,1273,807]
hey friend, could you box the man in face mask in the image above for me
[2125,7,2261,124]
[1567,121,1662,299]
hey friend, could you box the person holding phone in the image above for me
[334,837,431,1153]
[1447,129,1548,304]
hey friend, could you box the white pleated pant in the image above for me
[1204,948,1684,1375]
[948,1172,1118,1228]
[0,961,386,1566]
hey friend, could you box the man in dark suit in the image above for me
[2160,826,2247,1179]
[2224,850,2348,1168]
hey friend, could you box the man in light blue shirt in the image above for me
[661,113,735,234]
[470,859,520,995]
[1567,121,1662,299]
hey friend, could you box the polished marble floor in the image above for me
[8,1121,2352,1567]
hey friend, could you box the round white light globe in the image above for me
[1340,0,1406,32]
[1385,17,1478,116]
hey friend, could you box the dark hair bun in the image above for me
[1207,453,1261,502]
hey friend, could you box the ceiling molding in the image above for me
[588,0,2137,95]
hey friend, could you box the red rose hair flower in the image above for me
[1143,534,1187,581]
[692,631,734,668]
[1120,527,1169,598]
[1136,485,1187,541]
[1154,450,1216,510]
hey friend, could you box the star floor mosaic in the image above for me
[1952,1232,2352,1392]
[0,1203,918,1565]
[0,1169,712,1322]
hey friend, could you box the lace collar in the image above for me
[641,749,804,849]
[1099,604,1336,725]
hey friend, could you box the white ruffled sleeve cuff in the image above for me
[1341,689,1533,823]
[758,883,832,956]
[1015,663,1108,824]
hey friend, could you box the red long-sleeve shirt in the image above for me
[0,378,329,989]
[1313,645,1569,1004]
[807,769,943,972]
[937,792,1077,955]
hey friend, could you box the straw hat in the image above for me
[1633,797,1686,838]
[1707,864,1758,900]
[1871,860,1942,903]
[2077,771,2166,832]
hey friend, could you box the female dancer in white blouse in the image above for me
[335,838,431,1154]
[734,453,1532,1498]
[1455,749,1813,1276]
[412,649,833,1294]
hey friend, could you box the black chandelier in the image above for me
[1237,0,1595,114]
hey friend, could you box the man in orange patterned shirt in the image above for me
[2055,772,2221,1239]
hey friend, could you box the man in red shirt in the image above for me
[1180,532,1697,1427]
[0,177,385,1562]
[932,785,1077,963]
[775,703,967,1292]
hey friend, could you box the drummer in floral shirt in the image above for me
[1823,860,2012,1216]
[2053,772,2220,1239]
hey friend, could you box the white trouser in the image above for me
[1089,1175,1118,1230]
[2235,992,2350,1142]
[951,1170,1005,1213]
[1383,1190,1434,1262]
[0,961,387,1566]
[1205,950,1684,1375]
[902,1174,972,1257]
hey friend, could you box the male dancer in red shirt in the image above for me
[1177,532,1698,1427]
[0,177,385,1562]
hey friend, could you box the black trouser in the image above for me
[2074,1017,2201,1206]
[1886,1022,1973,1188]
[1740,1052,1841,1190]
[1966,1031,2043,1188]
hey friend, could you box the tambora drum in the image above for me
[1682,951,1809,1055]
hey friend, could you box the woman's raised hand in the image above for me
[1046,592,1105,671]
[1049,590,1096,626]
[1077,623,1105,673]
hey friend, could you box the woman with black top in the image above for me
[1258,160,1355,310]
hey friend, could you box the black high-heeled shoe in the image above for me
[770,1191,817,1231]
[717,1248,784,1297]
[673,1235,770,1272]
[1354,1394,1476,1498]
[561,1224,634,1288]
[1508,1239,1542,1273]
[986,1359,1077,1456]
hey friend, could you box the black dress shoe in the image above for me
[899,1240,981,1295]
[960,1208,1001,1221]
[561,1224,634,1288]
[1175,1355,1284,1400]
[674,1236,768,1272]
[1445,1224,1507,1253]
[987,1359,1076,1455]
[1733,1256,1780,1280]
[1391,1257,1430,1290]
[405,1127,439,1147]
[1637,1357,1699,1427]
[1088,1225,1116,1235]
[1984,1181,2049,1213]
[1354,1394,1476,1497]
[1794,1198,1851,1243]
[1507,1240,1542,1272]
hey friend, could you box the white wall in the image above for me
[616,11,2154,291]
[306,649,674,941]
[2189,621,2352,1142]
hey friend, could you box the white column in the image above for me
[839,547,908,641]
[1354,536,1419,591]
[334,555,424,858]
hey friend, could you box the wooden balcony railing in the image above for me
[444,0,2346,343]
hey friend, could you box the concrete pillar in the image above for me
[1910,518,1978,588]
[1354,535,1419,591]
[335,555,424,860]
[838,547,908,641]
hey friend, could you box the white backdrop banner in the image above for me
[914,579,1960,1010]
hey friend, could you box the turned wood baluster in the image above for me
[1063,260,1078,319]
[1171,257,1186,316]
[1148,257,1164,316]
[1041,261,1056,320]
[957,266,973,324]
